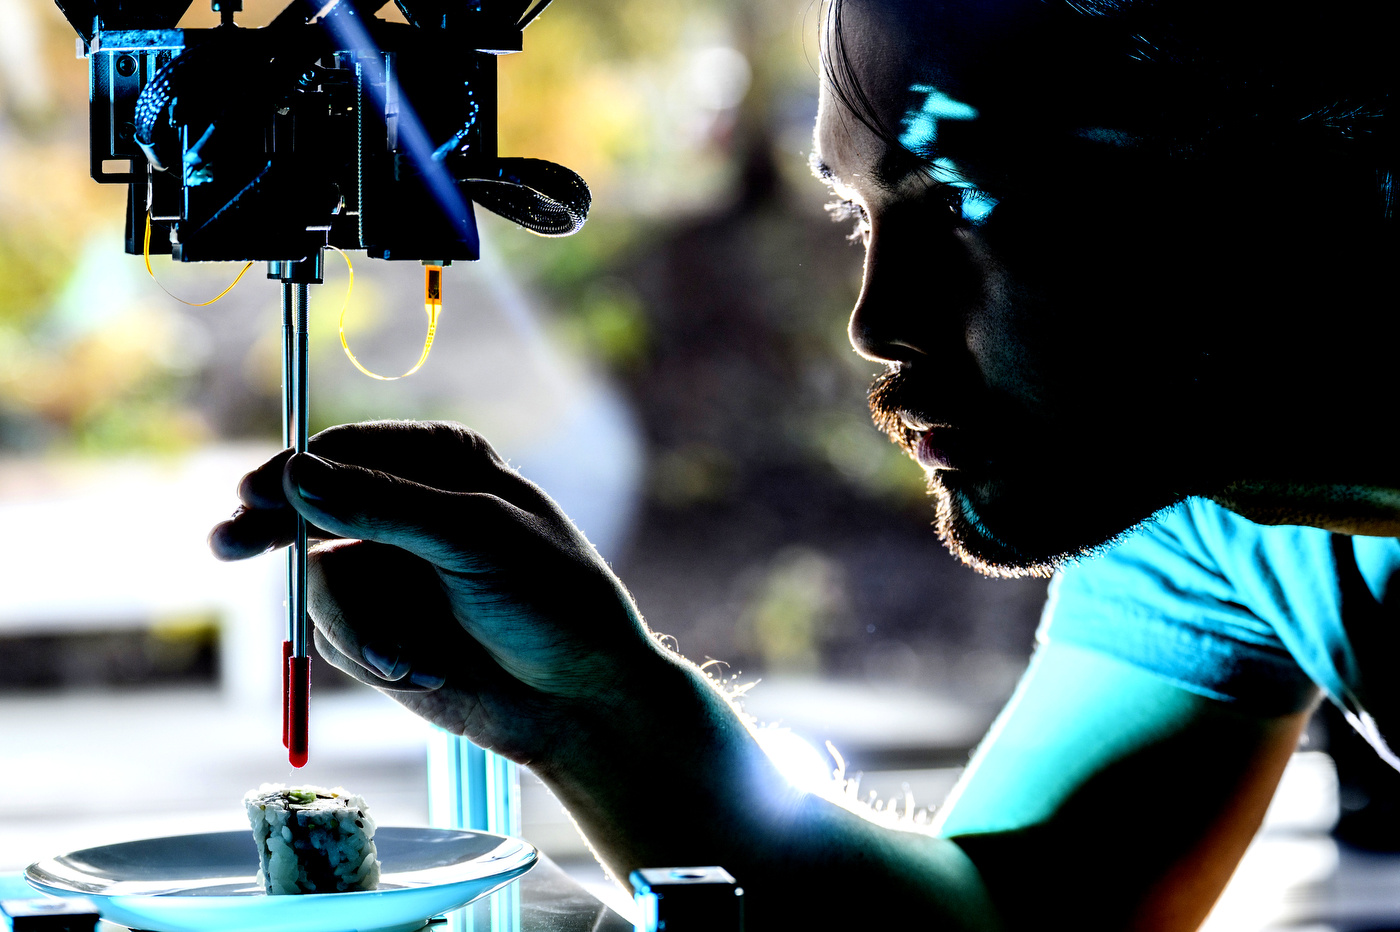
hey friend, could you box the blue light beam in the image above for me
[316,1,481,255]
[898,84,979,154]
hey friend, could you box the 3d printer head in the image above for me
[64,0,590,264]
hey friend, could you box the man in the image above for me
[211,0,1395,927]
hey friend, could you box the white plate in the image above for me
[25,827,536,932]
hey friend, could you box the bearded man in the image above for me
[212,0,1395,927]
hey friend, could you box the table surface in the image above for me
[507,854,634,932]
[0,853,633,932]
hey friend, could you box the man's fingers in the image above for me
[238,448,294,509]
[361,641,413,681]
[308,540,458,692]
[305,422,541,508]
[209,506,291,561]
[285,453,547,572]
[313,629,443,692]
[314,629,400,689]
[211,421,564,565]
[209,502,335,561]
[210,448,334,562]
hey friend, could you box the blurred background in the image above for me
[0,0,1396,927]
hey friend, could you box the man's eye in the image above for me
[923,157,999,226]
[957,188,999,225]
[935,185,998,226]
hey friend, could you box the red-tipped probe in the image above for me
[282,639,292,748]
[288,655,310,768]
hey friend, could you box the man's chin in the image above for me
[927,468,1182,578]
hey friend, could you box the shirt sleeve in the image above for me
[1354,534,1400,607]
[1040,500,1320,717]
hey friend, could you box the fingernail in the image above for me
[289,453,337,504]
[409,671,446,689]
[362,642,410,680]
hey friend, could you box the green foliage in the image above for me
[495,213,645,295]
[650,443,735,506]
[0,227,73,330]
[737,547,847,674]
[72,395,209,455]
[811,408,930,507]
[558,276,649,370]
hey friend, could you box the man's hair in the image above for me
[821,0,1393,223]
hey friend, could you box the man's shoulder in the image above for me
[1054,496,1399,638]
[1170,498,1399,597]
[1043,498,1326,713]
[1055,499,1248,612]
[1094,497,1362,582]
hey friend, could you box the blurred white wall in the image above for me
[0,447,284,706]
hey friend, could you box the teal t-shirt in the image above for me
[1042,497,1400,719]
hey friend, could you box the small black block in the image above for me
[629,866,744,932]
[0,897,100,932]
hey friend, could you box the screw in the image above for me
[116,55,137,77]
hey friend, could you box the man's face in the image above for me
[813,0,1245,575]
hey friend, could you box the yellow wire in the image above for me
[143,211,253,306]
[333,246,439,380]
[141,213,434,379]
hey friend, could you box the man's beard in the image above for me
[868,366,1184,577]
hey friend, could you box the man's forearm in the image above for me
[531,651,1002,930]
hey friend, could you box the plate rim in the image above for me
[24,826,538,901]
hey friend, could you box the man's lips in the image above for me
[898,413,980,471]
[916,428,963,470]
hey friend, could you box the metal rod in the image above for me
[291,282,310,660]
[288,279,311,768]
[280,281,295,749]
[276,255,320,769]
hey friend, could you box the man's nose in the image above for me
[848,229,917,363]
[847,217,977,364]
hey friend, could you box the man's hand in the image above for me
[209,420,665,765]
[209,420,1001,931]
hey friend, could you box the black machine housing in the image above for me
[58,0,589,264]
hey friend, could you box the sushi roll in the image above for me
[244,784,380,894]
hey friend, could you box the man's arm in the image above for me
[525,652,1005,929]
[210,421,1311,930]
[561,633,1310,931]
[937,640,1315,931]
[210,422,1002,929]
